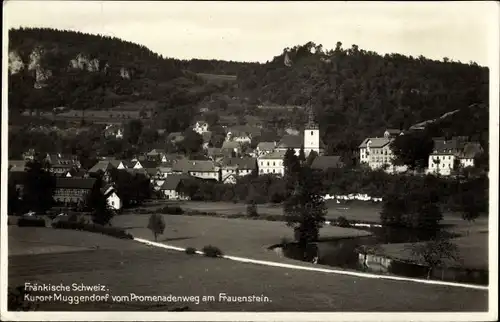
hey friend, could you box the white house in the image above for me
[255,141,276,157]
[358,137,406,173]
[104,124,124,139]
[193,121,209,135]
[172,159,221,181]
[220,157,257,182]
[427,138,482,176]
[383,129,404,139]
[102,185,122,210]
[258,150,286,176]
[159,174,191,200]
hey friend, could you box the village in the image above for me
[8,106,484,212]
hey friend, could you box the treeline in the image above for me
[175,167,488,219]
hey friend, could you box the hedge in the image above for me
[17,217,46,227]
[52,221,133,239]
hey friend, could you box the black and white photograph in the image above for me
[1,1,498,321]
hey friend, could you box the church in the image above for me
[274,107,325,157]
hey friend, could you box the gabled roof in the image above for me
[385,129,402,135]
[139,160,161,169]
[311,156,344,170]
[55,178,97,189]
[277,135,303,149]
[147,148,166,155]
[88,161,114,173]
[220,157,257,170]
[172,159,219,173]
[160,174,191,191]
[359,138,392,149]
[256,142,276,151]
[258,150,287,160]
[222,173,238,183]
[109,160,125,168]
[221,141,242,150]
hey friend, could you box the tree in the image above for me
[298,146,306,163]
[124,119,144,145]
[284,165,327,253]
[8,182,20,215]
[86,177,114,225]
[407,233,460,279]
[148,214,166,241]
[390,132,434,170]
[306,150,318,166]
[22,160,55,214]
[246,202,258,218]
[283,148,300,196]
[180,129,203,155]
[204,111,219,126]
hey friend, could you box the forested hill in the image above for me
[8,29,489,157]
[8,27,213,115]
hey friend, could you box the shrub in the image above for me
[336,216,351,228]
[17,217,46,227]
[246,203,258,218]
[51,221,133,239]
[8,286,38,311]
[202,245,223,258]
[157,206,184,215]
[185,247,197,255]
[148,214,166,241]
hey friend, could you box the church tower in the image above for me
[303,104,320,156]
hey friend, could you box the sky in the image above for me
[3,1,499,66]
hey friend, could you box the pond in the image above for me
[277,224,488,285]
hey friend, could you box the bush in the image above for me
[156,206,184,215]
[51,221,133,239]
[17,217,46,227]
[148,214,166,241]
[202,245,223,258]
[8,286,38,311]
[246,203,259,218]
[336,216,351,228]
[185,247,197,255]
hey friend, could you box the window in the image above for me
[273,169,275,173]
[273,162,275,166]
[311,131,313,135]
[267,162,269,166]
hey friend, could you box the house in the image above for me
[383,129,404,139]
[160,153,186,163]
[221,141,242,157]
[222,173,238,184]
[255,142,276,157]
[258,150,286,176]
[159,174,191,200]
[53,177,97,205]
[206,148,224,161]
[193,121,210,134]
[220,157,257,180]
[133,160,159,170]
[45,153,81,169]
[153,162,174,190]
[22,149,36,161]
[146,148,166,161]
[358,138,394,170]
[104,124,124,139]
[310,156,344,171]
[88,160,116,174]
[8,160,27,172]
[225,125,261,144]
[101,184,122,210]
[51,164,78,177]
[172,159,221,181]
[427,137,482,176]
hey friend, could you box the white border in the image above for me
[1,1,499,321]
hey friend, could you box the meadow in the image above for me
[8,227,488,312]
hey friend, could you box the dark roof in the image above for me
[55,178,97,189]
[88,161,114,173]
[160,174,191,191]
[359,138,392,149]
[311,156,344,170]
[139,160,160,168]
[172,159,219,173]
[277,135,303,149]
[385,129,402,135]
[220,157,257,170]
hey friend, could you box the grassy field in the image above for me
[8,227,488,312]
[112,214,370,263]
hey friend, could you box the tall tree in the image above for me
[390,132,434,170]
[124,119,144,146]
[22,160,56,213]
[284,165,327,253]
